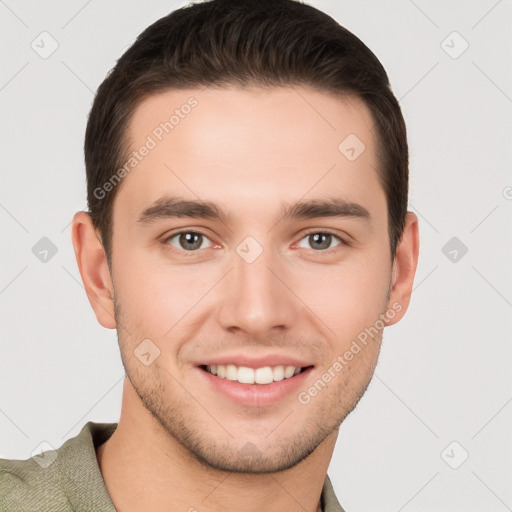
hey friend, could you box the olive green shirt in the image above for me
[0,422,346,511]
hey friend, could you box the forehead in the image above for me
[114,86,383,226]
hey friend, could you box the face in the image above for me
[104,86,400,472]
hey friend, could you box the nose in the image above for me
[216,243,300,337]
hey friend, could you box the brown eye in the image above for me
[166,232,211,251]
[297,232,342,251]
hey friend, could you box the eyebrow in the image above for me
[136,196,371,225]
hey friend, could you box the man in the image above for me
[0,0,419,510]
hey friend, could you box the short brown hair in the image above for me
[85,0,408,265]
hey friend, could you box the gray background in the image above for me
[1,1,511,511]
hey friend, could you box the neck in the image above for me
[96,381,337,512]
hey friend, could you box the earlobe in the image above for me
[71,211,117,329]
[385,212,420,326]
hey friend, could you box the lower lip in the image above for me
[197,366,314,407]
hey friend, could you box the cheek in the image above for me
[112,245,214,334]
[293,254,390,347]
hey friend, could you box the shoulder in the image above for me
[0,421,118,512]
[0,454,72,511]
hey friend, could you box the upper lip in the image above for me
[198,353,314,369]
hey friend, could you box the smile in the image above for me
[201,364,311,384]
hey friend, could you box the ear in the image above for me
[71,211,116,329]
[385,212,420,326]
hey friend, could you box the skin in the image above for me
[72,85,419,512]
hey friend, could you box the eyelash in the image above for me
[161,229,347,256]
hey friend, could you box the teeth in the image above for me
[284,365,296,378]
[273,365,284,381]
[205,364,304,384]
[255,367,273,384]
[238,366,255,384]
[226,364,238,381]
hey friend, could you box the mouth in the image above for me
[199,363,314,385]
[196,358,315,406]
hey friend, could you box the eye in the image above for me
[164,231,213,252]
[296,231,343,251]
